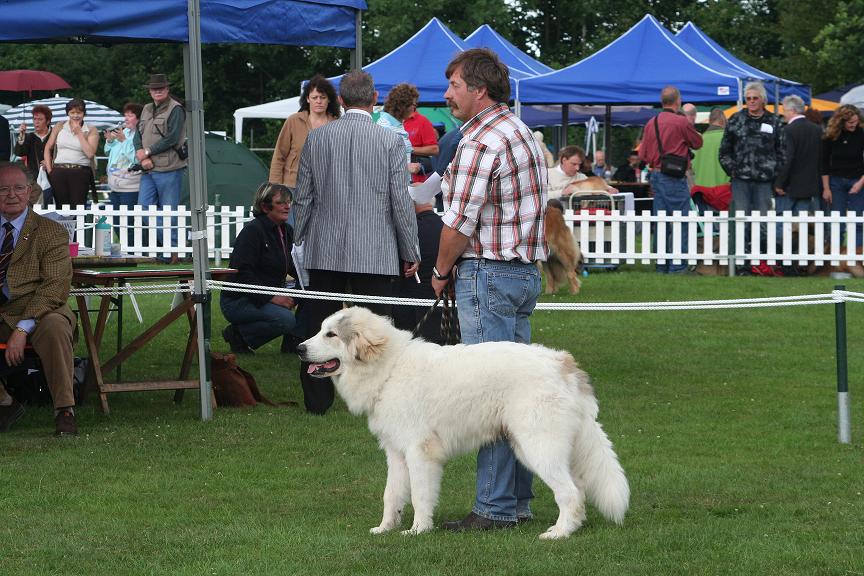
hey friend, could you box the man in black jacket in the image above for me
[774,95,824,217]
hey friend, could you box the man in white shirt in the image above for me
[547,145,588,199]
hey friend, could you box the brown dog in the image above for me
[542,199,582,294]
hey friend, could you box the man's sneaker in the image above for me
[222,324,253,355]
[54,409,78,437]
[0,400,25,432]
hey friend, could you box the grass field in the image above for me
[2,267,863,575]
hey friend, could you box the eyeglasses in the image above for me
[745,96,761,102]
[0,184,29,196]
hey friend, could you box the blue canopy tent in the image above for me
[327,18,532,104]
[0,0,366,420]
[517,15,750,106]
[675,22,810,104]
[464,25,553,76]
[0,0,363,47]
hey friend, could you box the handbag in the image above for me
[211,352,275,407]
[653,114,688,178]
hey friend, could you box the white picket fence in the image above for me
[35,204,864,267]
[566,210,864,267]
[36,204,252,260]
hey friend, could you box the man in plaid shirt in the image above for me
[431,48,548,532]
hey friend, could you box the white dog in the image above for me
[297,307,629,540]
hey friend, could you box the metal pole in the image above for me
[186,0,213,421]
[604,104,612,154]
[350,9,362,70]
[835,285,850,444]
[560,105,569,147]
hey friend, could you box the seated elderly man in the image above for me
[0,163,77,436]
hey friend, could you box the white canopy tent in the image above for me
[233,96,300,143]
[840,85,864,110]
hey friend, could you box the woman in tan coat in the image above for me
[269,75,340,190]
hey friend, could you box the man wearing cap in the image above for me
[135,73,186,263]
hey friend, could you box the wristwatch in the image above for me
[432,266,450,281]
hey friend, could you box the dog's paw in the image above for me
[370,525,393,535]
[400,522,433,536]
[538,526,572,540]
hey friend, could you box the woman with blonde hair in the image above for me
[821,104,864,275]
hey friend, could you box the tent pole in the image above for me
[560,105,569,147]
[186,0,213,421]
[350,9,363,70]
[604,105,612,153]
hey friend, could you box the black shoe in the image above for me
[0,400,25,432]
[54,409,78,437]
[443,511,516,532]
[222,325,253,355]
[516,515,533,524]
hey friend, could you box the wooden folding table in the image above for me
[72,268,234,414]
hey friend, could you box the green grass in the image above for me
[2,267,864,575]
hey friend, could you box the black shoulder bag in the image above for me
[653,114,688,178]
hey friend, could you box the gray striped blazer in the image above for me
[293,111,420,275]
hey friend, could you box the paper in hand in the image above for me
[408,172,442,205]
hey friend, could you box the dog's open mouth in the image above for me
[307,359,340,377]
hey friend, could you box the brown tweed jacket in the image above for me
[0,209,75,329]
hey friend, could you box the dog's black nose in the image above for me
[295,343,306,356]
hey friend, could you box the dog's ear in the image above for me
[350,329,387,362]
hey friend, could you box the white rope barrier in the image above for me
[69,280,864,312]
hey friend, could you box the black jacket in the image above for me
[224,214,297,307]
[774,118,823,199]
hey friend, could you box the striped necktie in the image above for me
[0,222,15,304]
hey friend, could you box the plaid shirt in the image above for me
[442,103,547,262]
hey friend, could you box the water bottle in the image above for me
[95,216,112,256]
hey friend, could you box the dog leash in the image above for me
[412,279,460,345]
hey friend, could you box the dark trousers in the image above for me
[299,269,394,415]
[48,166,90,208]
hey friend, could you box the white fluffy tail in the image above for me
[572,417,629,525]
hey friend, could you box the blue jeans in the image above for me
[774,195,817,244]
[650,172,691,273]
[731,178,773,255]
[220,295,296,350]
[455,258,541,522]
[828,176,864,248]
[139,169,183,250]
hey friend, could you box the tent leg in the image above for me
[185,0,213,421]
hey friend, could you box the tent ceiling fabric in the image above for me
[0,0,366,47]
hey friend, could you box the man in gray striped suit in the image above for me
[293,70,420,415]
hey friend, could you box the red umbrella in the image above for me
[0,70,71,97]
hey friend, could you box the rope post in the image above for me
[834,285,851,444]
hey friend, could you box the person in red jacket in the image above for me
[403,90,439,184]
[639,85,703,273]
